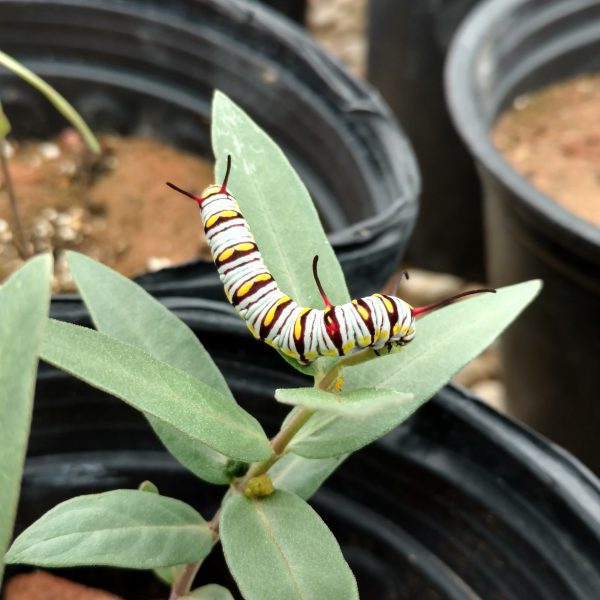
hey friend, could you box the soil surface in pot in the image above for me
[0,131,213,292]
[493,72,600,228]
[4,570,121,599]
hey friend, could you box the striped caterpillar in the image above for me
[167,157,493,366]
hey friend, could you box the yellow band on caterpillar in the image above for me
[264,296,290,327]
[294,308,311,341]
[206,210,239,229]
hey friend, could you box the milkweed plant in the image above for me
[0,92,541,600]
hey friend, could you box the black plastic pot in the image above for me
[446,0,600,474]
[254,0,305,24]
[368,0,483,279]
[0,0,418,304]
[9,298,600,599]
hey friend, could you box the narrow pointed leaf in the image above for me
[212,91,349,308]
[212,91,349,377]
[6,490,212,569]
[287,390,414,458]
[221,490,358,600]
[41,320,272,462]
[183,584,235,599]
[66,252,231,396]
[269,453,346,500]
[0,255,52,583]
[290,281,542,458]
[276,387,410,416]
[66,251,233,484]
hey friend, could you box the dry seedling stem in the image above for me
[0,138,30,259]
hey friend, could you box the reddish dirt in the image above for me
[3,570,122,599]
[493,72,600,228]
[0,131,213,291]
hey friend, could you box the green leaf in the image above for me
[183,584,235,599]
[138,480,159,494]
[221,490,358,600]
[67,251,231,394]
[0,255,52,583]
[40,320,272,462]
[5,490,213,569]
[154,564,185,586]
[276,387,410,416]
[0,50,100,153]
[211,91,350,309]
[269,454,346,500]
[287,390,414,459]
[66,251,233,485]
[0,100,11,138]
[287,281,541,458]
[151,425,232,485]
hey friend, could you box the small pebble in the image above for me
[31,220,54,239]
[40,207,58,222]
[513,94,531,110]
[147,256,172,272]
[57,225,77,242]
[2,141,15,159]
[67,206,86,221]
[58,127,84,149]
[58,159,77,176]
[38,142,61,160]
[55,212,73,227]
[104,155,119,169]
[0,229,13,243]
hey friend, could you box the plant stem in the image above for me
[236,406,315,491]
[169,509,221,599]
[168,562,200,600]
[0,139,30,259]
[169,357,348,598]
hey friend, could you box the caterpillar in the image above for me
[167,157,494,365]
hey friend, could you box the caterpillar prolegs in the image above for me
[167,157,494,366]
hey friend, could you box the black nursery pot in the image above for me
[0,0,418,303]
[253,0,306,24]
[368,0,484,279]
[12,299,600,599]
[446,0,600,473]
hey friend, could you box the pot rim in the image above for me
[445,0,600,262]
[0,0,420,295]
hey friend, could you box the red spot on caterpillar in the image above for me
[326,319,339,337]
